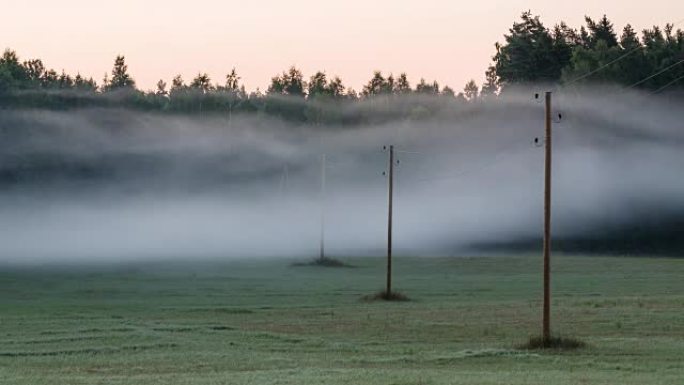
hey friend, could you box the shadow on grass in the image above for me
[290,257,355,268]
[517,335,586,351]
[360,290,411,302]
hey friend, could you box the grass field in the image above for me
[1,254,683,384]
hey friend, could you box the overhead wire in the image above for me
[411,140,536,184]
[626,59,684,89]
[652,73,684,94]
[564,47,642,85]
[553,17,684,145]
[322,16,684,200]
[563,18,684,86]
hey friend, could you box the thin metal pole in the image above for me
[319,154,326,261]
[543,91,552,344]
[387,145,394,295]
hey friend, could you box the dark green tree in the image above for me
[156,79,168,95]
[492,11,569,87]
[362,71,394,96]
[415,78,439,94]
[105,55,135,91]
[463,79,479,101]
[395,73,411,94]
[0,50,29,92]
[23,59,45,86]
[441,85,455,97]
[190,73,213,93]
[327,76,345,98]
[225,69,240,92]
[74,74,97,91]
[307,71,329,98]
[585,15,619,48]
[480,66,499,98]
[269,66,305,97]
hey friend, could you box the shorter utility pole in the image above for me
[319,154,327,261]
[542,91,553,344]
[386,145,394,295]
[279,164,289,194]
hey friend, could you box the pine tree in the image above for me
[480,66,499,98]
[106,55,135,91]
[585,15,618,48]
[190,73,212,93]
[463,80,479,101]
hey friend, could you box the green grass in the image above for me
[1,254,683,384]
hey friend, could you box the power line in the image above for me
[564,47,643,85]
[394,149,424,155]
[627,59,684,89]
[412,140,533,183]
[653,73,684,94]
[564,17,684,86]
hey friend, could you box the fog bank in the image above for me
[1,88,683,263]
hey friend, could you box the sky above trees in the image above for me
[2,0,683,92]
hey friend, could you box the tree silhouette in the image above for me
[269,66,305,97]
[416,78,439,94]
[0,50,29,92]
[307,71,329,98]
[480,67,499,98]
[492,11,567,86]
[463,80,479,101]
[190,73,212,93]
[363,71,392,96]
[105,55,135,91]
[1,12,683,114]
[584,15,619,48]
[395,73,411,94]
[156,80,168,95]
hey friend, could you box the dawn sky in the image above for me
[3,0,683,92]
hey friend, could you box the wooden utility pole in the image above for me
[386,145,394,295]
[319,154,327,261]
[542,91,552,344]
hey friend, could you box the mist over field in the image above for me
[1,88,683,263]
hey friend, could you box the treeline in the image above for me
[491,12,684,90]
[1,12,682,124]
[0,53,473,124]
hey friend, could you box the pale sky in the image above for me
[2,1,683,92]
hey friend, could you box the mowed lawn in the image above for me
[0,254,683,384]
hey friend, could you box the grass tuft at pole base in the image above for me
[361,290,410,302]
[518,335,586,351]
[291,257,354,268]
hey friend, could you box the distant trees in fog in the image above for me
[1,12,682,123]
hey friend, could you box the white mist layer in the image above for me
[0,88,682,263]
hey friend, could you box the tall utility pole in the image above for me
[542,91,553,344]
[319,154,327,261]
[386,145,395,295]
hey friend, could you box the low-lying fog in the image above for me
[1,88,682,263]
